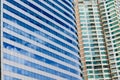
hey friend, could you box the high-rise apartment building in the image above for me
[77,0,120,80]
[99,0,120,80]
[77,0,110,80]
[1,0,83,80]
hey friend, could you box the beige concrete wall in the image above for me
[74,0,88,80]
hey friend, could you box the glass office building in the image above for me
[1,0,83,80]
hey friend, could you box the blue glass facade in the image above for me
[1,0,82,80]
